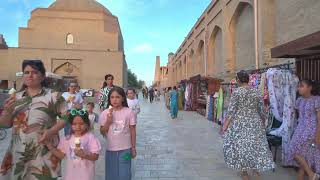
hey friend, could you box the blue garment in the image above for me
[208,95,214,121]
[64,122,71,136]
[170,90,178,118]
[105,149,132,180]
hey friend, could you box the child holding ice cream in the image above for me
[100,87,137,180]
[44,108,101,180]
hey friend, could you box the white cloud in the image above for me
[131,43,153,53]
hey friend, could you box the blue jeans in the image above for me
[105,149,132,180]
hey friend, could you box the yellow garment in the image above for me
[178,90,184,110]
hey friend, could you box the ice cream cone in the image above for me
[8,88,16,99]
[74,137,81,149]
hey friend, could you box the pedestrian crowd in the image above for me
[0,60,319,180]
[0,60,140,180]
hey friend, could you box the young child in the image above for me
[100,87,137,180]
[45,109,101,180]
[86,102,99,130]
[288,80,320,180]
[126,88,141,116]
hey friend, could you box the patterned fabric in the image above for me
[99,86,113,110]
[223,87,275,172]
[288,96,320,173]
[249,73,261,88]
[267,69,299,165]
[259,73,269,101]
[8,88,67,180]
[184,84,192,111]
[229,79,238,94]
[170,90,178,118]
[267,69,285,122]
[205,95,210,119]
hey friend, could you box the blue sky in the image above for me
[0,0,211,86]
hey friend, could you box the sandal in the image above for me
[240,171,249,180]
[253,171,261,180]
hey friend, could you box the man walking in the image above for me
[148,87,155,103]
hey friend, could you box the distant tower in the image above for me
[154,56,161,85]
[0,34,8,49]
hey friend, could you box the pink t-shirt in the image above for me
[99,107,137,151]
[57,133,101,180]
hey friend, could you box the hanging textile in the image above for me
[267,69,285,121]
[267,68,299,165]
[229,79,237,94]
[213,92,219,122]
[249,73,261,88]
[216,88,224,122]
[205,95,210,119]
[178,88,184,110]
[207,95,214,121]
[184,83,192,111]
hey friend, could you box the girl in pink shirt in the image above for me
[44,109,101,180]
[100,87,137,180]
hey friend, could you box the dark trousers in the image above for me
[149,95,154,103]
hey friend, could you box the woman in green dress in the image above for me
[0,60,68,180]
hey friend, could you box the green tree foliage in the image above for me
[128,69,144,89]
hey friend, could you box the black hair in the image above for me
[173,86,177,90]
[126,87,136,95]
[21,60,47,90]
[68,81,78,92]
[102,74,114,88]
[69,81,78,87]
[106,86,129,108]
[87,102,95,108]
[67,109,91,132]
[236,70,250,84]
[300,79,319,95]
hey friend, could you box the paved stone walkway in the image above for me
[0,97,297,180]
[129,98,296,180]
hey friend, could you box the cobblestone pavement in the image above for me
[0,97,297,180]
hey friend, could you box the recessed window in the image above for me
[66,34,74,45]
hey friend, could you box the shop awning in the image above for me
[16,72,63,79]
[271,30,320,58]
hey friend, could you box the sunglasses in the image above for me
[70,109,87,116]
